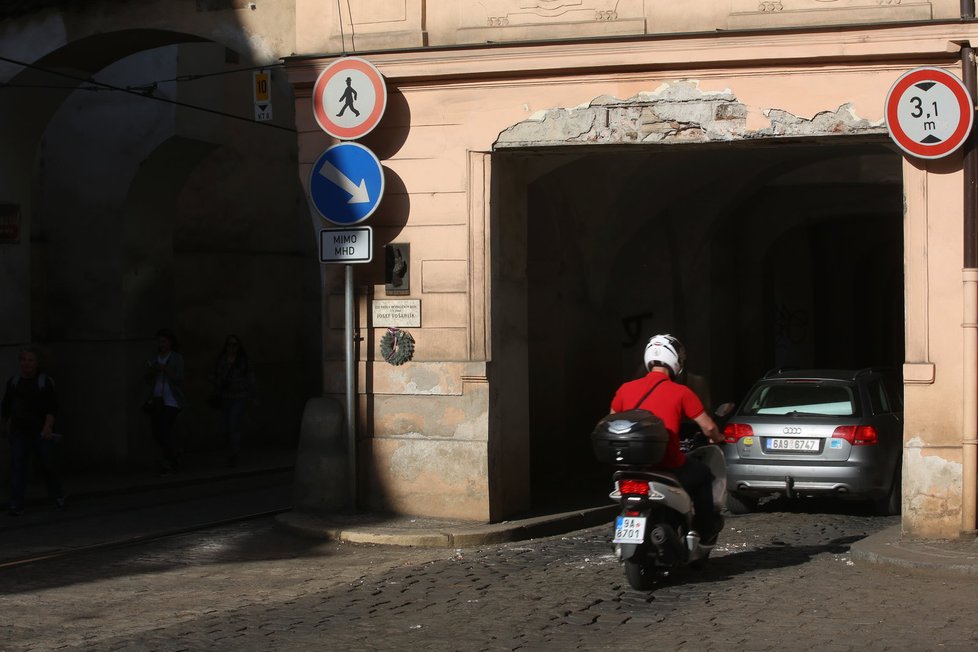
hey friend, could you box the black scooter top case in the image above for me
[591,409,670,466]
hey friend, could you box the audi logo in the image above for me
[783,427,802,435]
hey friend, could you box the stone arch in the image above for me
[0,19,316,475]
[0,27,258,345]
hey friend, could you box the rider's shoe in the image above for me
[702,515,725,545]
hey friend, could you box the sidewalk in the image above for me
[850,524,978,575]
[278,504,619,548]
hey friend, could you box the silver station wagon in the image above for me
[721,368,903,515]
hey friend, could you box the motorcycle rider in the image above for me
[610,334,725,542]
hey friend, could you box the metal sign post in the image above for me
[345,264,356,512]
[311,56,388,514]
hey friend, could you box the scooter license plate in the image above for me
[613,516,646,544]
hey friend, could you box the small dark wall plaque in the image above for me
[0,204,20,243]
[385,243,410,296]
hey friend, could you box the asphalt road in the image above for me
[4,490,978,651]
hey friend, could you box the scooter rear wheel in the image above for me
[623,559,658,591]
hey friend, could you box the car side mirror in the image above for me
[714,402,735,419]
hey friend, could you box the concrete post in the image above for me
[292,397,349,512]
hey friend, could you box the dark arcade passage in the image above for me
[496,140,904,508]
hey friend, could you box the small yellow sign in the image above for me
[253,70,270,103]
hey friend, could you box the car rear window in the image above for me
[742,382,856,416]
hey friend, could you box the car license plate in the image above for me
[613,516,646,544]
[765,437,819,452]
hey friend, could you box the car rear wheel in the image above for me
[873,467,902,516]
[725,492,758,515]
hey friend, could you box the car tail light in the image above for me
[832,425,879,446]
[618,479,650,496]
[724,423,754,443]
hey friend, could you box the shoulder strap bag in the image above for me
[632,377,667,411]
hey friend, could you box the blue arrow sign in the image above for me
[309,142,385,225]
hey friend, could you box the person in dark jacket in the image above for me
[210,334,257,467]
[144,329,187,476]
[1,346,64,516]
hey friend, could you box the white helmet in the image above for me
[643,334,686,377]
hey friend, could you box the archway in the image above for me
[491,139,903,509]
[0,30,318,481]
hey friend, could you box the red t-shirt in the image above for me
[610,370,705,469]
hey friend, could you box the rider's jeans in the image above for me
[670,457,718,536]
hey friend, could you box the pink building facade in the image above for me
[288,4,978,539]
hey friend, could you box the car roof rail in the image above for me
[853,366,893,379]
[763,366,799,378]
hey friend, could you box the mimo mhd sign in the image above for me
[320,226,372,264]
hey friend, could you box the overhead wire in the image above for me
[336,0,356,53]
[346,0,357,52]
[138,61,286,86]
[0,54,295,133]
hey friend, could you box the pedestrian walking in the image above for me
[143,328,187,476]
[1,345,64,515]
[209,334,257,467]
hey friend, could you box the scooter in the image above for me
[592,408,730,591]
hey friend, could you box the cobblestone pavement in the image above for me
[4,507,978,651]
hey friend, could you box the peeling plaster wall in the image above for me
[901,155,967,538]
[495,82,884,148]
[358,369,491,518]
[904,438,963,538]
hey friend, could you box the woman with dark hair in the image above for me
[144,328,187,476]
[1,346,64,515]
[211,334,256,467]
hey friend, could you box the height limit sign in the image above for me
[320,226,372,264]
[885,67,974,159]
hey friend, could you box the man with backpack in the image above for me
[1,346,64,516]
